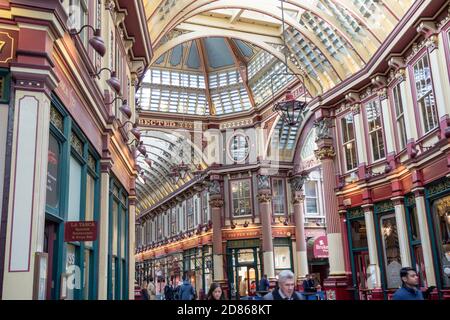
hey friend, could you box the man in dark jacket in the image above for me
[263,270,303,300]
[164,280,175,300]
[179,275,196,300]
[392,267,424,300]
[259,274,270,292]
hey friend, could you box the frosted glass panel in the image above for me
[68,156,82,221]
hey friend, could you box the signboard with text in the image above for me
[64,221,98,242]
[313,235,329,258]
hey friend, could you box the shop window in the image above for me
[272,178,286,215]
[413,54,439,133]
[201,191,208,223]
[392,83,407,150]
[341,113,358,171]
[68,0,89,46]
[365,99,385,161]
[187,197,194,230]
[380,214,402,289]
[230,180,252,217]
[274,246,292,270]
[46,134,61,211]
[350,219,368,249]
[431,195,450,287]
[171,208,177,235]
[409,206,421,242]
[304,181,319,215]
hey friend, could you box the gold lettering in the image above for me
[0,41,5,52]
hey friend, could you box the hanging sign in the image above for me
[313,236,329,258]
[64,221,98,242]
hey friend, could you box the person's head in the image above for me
[400,267,419,287]
[207,282,224,300]
[263,274,268,279]
[183,273,189,282]
[311,273,316,279]
[278,270,296,297]
[149,276,154,283]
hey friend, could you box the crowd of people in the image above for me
[139,267,428,300]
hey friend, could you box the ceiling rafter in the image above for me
[196,38,215,115]
[230,8,244,24]
[225,38,256,108]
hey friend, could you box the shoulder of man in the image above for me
[263,292,274,300]
[294,291,305,300]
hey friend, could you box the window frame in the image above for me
[362,97,386,163]
[389,80,408,151]
[271,177,287,216]
[229,178,253,218]
[408,49,439,136]
[339,112,358,172]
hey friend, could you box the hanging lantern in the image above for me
[273,90,306,127]
[177,161,189,180]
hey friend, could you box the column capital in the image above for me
[292,194,305,204]
[257,193,272,203]
[351,103,361,115]
[377,87,388,101]
[100,158,113,173]
[11,64,59,98]
[412,187,425,197]
[209,197,224,208]
[391,196,404,206]
[257,174,271,191]
[314,146,336,160]
[289,174,307,192]
[314,117,333,141]
[361,204,374,213]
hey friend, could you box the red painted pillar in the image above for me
[314,115,353,300]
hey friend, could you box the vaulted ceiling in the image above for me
[136,0,415,214]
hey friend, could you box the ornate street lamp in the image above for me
[273,90,306,126]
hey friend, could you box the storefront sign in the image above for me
[0,29,17,66]
[64,221,98,242]
[224,229,260,240]
[313,236,328,258]
[138,118,203,130]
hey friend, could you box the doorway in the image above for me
[353,251,370,300]
[43,220,58,300]
[227,247,260,299]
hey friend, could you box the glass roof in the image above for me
[137,0,415,213]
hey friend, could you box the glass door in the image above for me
[227,247,260,299]
[354,251,370,300]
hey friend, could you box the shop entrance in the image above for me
[43,219,58,300]
[226,244,261,300]
[354,251,371,300]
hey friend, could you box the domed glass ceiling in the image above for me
[136,0,416,214]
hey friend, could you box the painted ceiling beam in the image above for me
[195,38,215,115]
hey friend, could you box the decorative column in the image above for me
[417,22,450,137]
[1,46,58,298]
[128,189,137,300]
[208,178,227,293]
[290,175,309,285]
[257,174,275,283]
[314,115,352,300]
[362,204,383,299]
[413,188,437,287]
[98,156,112,299]
[377,87,395,155]
[391,197,412,267]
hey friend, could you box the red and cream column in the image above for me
[208,178,227,294]
[257,174,275,283]
[362,204,383,299]
[290,175,309,284]
[314,115,352,300]
[98,154,112,299]
[1,61,58,298]
[413,187,437,287]
[391,197,412,267]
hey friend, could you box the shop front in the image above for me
[183,246,213,298]
[226,239,261,299]
[45,97,101,300]
[425,178,450,298]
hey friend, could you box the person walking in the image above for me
[147,277,157,300]
[263,270,304,300]
[164,279,175,300]
[179,274,197,300]
[140,279,150,300]
[392,267,424,300]
[259,274,270,292]
[207,282,225,300]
